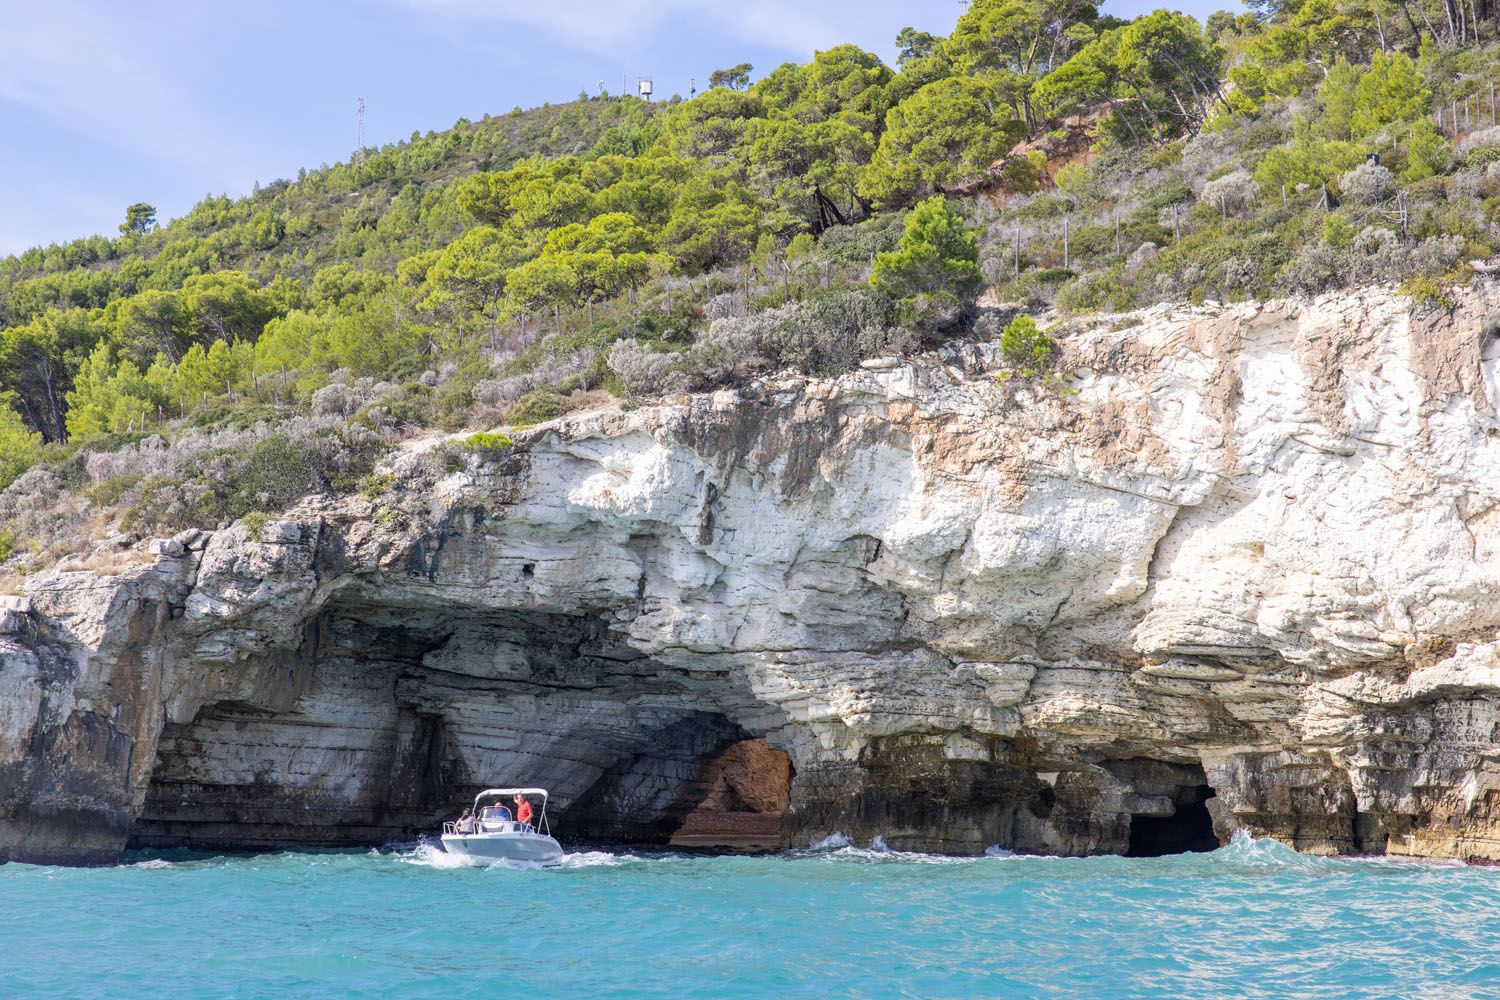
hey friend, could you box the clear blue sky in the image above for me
[0,0,1238,256]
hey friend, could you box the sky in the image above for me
[0,0,1238,257]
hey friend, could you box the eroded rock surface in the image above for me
[8,284,1500,864]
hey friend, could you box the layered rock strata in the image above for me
[7,284,1500,864]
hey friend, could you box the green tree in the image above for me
[110,289,191,365]
[709,63,754,90]
[423,226,522,333]
[180,270,279,343]
[861,76,1024,208]
[1350,51,1429,137]
[869,196,982,300]
[0,308,103,442]
[947,0,1099,122]
[120,202,157,236]
[64,343,167,438]
[0,399,43,490]
[506,256,580,328]
[895,27,940,66]
[1034,12,1226,144]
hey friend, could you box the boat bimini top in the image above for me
[469,787,553,837]
[473,787,549,806]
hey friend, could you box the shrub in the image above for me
[607,339,684,398]
[1199,170,1258,216]
[505,388,568,424]
[241,511,271,543]
[702,288,905,377]
[1000,315,1054,373]
[359,473,397,498]
[1398,273,1452,309]
[85,472,145,508]
[461,431,515,455]
[869,197,982,301]
[1338,162,1394,205]
[0,526,14,562]
[311,382,362,417]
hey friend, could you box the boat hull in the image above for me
[440,832,564,866]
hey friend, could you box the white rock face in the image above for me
[7,283,1500,863]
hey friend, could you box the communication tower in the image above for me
[355,97,366,162]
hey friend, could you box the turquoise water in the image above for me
[4,833,1499,998]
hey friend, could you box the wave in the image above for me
[387,827,1485,875]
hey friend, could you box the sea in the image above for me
[3,831,1498,999]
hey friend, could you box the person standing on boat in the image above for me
[514,794,534,830]
[455,808,475,834]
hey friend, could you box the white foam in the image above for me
[983,845,1017,858]
[398,841,471,870]
[129,859,174,870]
[558,850,634,868]
[808,832,852,852]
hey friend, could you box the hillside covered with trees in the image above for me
[4,0,1500,575]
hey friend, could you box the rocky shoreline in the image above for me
[7,285,1500,866]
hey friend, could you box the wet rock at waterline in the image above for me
[8,285,1500,864]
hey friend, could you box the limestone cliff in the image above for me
[8,284,1500,865]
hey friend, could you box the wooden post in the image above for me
[1491,81,1496,125]
[1014,225,1021,278]
[1063,214,1070,269]
[1172,204,1180,243]
[1114,211,1121,257]
[1281,183,1288,208]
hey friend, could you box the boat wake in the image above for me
[390,826,1476,874]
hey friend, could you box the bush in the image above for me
[607,339,684,398]
[1199,170,1258,216]
[1000,315,1054,373]
[505,388,568,424]
[701,288,906,377]
[1398,273,1452,309]
[241,511,271,543]
[461,431,514,455]
[869,197,982,301]
[1338,162,1394,204]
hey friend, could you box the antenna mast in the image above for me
[355,97,366,162]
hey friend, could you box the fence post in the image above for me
[1063,214,1070,270]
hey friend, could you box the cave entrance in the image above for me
[565,712,792,850]
[668,738,793,851]
[1126,784,1219,857]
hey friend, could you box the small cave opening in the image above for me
[565,712,793,850]
[1126,783,1219,857]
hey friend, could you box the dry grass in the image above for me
[54,546,154,578]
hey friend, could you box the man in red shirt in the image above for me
[514,794,534,829]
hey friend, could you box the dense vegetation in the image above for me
[5,0,1500,574]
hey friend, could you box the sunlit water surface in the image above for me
[3,832,1499,998]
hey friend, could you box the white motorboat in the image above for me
[440,787,563,866]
